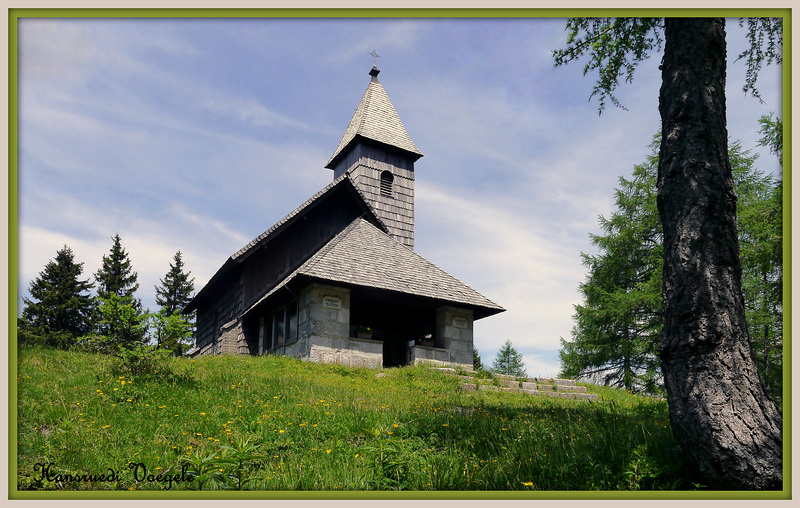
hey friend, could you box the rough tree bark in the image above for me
[657,18,782,489]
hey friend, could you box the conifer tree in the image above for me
[155,251,195,316]
[473,345,484,371]
[153,251,195,355]
[740,114,784,400]
[94,234,140,305]
[93,234,143,342]
[491,340,527,378]
[561,135,782,396]
[559,135,663,393]
[20,246,94,348]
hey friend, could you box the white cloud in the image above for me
[16,191,252,316]
[199,94,316,132]
[416,183,584,378]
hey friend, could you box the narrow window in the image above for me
[287,301,299,343]
[273,307,285,349]
[380,171,394,197]
[212,309,219,355]
[258,316,265,355]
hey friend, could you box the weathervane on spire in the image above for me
[369,50,380,66]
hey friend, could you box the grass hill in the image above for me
[14,345,695,493]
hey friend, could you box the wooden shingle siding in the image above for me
[194,273,243,351]
[331,143,414,180]
[346,157,415,248]
[240,187,372,310]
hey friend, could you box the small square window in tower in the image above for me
[380,171,394,197]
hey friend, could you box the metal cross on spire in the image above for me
[369,50,380,66]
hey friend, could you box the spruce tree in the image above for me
[472,345,484,371]
[21,246,94,347]
[154,251,195,355]
[95,234,140,304]
[93,234,143,342]
[155,251,195,315]
[491,340,527,377]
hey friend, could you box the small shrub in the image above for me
[111,344,172,378]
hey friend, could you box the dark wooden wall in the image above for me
[194,272,244,350]
[240,187,373,311]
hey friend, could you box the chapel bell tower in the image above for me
[325,66,423,249]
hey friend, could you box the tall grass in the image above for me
[15,345,694,492]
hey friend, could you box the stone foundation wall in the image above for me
[409,345,471,369]
[189,341,214,358]
[300,283,350,341]
[308,336,383,369]
[189,286,482,372]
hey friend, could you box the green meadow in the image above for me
[15,345,695,492]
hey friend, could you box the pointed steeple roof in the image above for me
[325,67,423,169]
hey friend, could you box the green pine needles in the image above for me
[19,235,196,359]
[560,132,783,399]
[491,340,527,378]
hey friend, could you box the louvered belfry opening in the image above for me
[380,170,394,197]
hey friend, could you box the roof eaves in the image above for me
[298,218,505,314]
[183,256,237,313]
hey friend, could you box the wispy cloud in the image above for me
[416,182,583,376]
[16,17,782,379]
[199,94,317,132]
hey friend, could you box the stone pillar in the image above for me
[217,319,242,355]
[436,306,474,368]
[296,283,383,368]
[299,283,350,343]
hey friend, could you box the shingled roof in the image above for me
[325,67,423,170]
[243,218,505,319]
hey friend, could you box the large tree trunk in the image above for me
[656,18,782,489]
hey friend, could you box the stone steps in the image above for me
[430,367,599,401]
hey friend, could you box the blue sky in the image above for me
[16,15,782,377]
